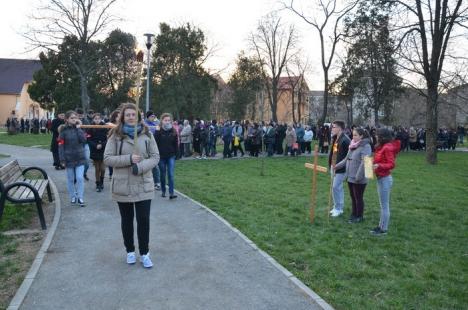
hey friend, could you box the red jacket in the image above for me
[373,140,400,177]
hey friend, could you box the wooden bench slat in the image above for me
[18,179,41,200]
[0,160,19,176]
[1,169,23,185]
[9,184,28,199]
[22,180,48,200]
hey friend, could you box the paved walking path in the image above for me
[0,144,326,310]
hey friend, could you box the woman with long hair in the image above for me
[371,128,400,235]
[335,127,372,223]
[104,103,159,268]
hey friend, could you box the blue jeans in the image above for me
[159,156,175,195]
[66,165,84,200]
[332,172,346,212]
[377,175,393,231]
[152,165,160,184]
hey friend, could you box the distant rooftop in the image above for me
[0,58,42,95]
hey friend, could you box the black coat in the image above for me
[50,118,64,152]
[87,124,108,161]
[154,128,179,159]
[329,133,351,174]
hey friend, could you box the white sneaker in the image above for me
[331,209,343,217]
[329,208,336,214]
[127,252,136,265]
[140,253,153,268]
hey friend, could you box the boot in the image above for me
[96,181,102,192]
[100,176,105,190]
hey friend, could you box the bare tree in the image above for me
[250,13,298,123]
[285,56,310,123]
[388,0,468,164]
[284,0,358,126]
[24,0,119,111]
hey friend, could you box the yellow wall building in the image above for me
[0,58,49,126]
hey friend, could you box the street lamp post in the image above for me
[144,33,155,113]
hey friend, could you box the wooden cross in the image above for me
[304,145,328,223]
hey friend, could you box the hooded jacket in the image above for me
[335,138,372,184]
[374,140,400,178]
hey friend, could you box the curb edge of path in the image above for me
[7,179,61,310]
[175,189,335,310]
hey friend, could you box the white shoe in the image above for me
[329,208,337,214]
[127,252,136,264]
[331,209,343,217]
[140,253,153,268]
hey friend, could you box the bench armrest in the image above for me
[2,181,41,204]
[22,167,49,180]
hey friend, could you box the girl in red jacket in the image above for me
[371,128,401,235]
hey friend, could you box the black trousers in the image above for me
[117,200,151,255]
[348,182,367,217]
[52,150,60,166]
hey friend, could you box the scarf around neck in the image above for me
[349,139,361,150]
[123,123,142,139]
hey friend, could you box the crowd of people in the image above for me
[6,104,465,268]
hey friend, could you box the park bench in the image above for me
[0,160,52,230]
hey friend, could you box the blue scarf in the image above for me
[123,124,142,139]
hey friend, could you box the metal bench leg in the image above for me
[0,195,5,222]
[46,183,53,202]
[36,200,47,230]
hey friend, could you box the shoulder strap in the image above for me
[119,137,124,155]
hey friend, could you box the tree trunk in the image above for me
[291,89,296,124]
[271,85,278,123]
[374,106,379,127]
[425,87,438,164]
[80,74,90,112]
[319,72,329,126]
[298,88,302,122]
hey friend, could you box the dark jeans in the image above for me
[159,156,176,195]
[304,141,312,153]
[118,200,151,255]
[223,139,232,158]
[267,142,274,156]
[348,182,367,217]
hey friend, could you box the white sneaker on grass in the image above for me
[331,209,343,217]
[127,252,136,264]
[140,253,153,268]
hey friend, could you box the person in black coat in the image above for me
[329,121,351,217]
[154,113,179,199]
[87,113,108,192]
[50,112,65,170]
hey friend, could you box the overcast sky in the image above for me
[0,0,345,90]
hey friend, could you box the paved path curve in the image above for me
[0,144,326,310]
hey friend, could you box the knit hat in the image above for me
[146,110,155,118]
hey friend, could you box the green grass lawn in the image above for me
[175,152,468,309]
[0,203,37,309]
[0,132,51,149]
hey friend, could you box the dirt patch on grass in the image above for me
[0,199,55,309]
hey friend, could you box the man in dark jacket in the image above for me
[329,120,351,217]
[50,112,65,169]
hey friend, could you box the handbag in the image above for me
[293,142,299,150]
